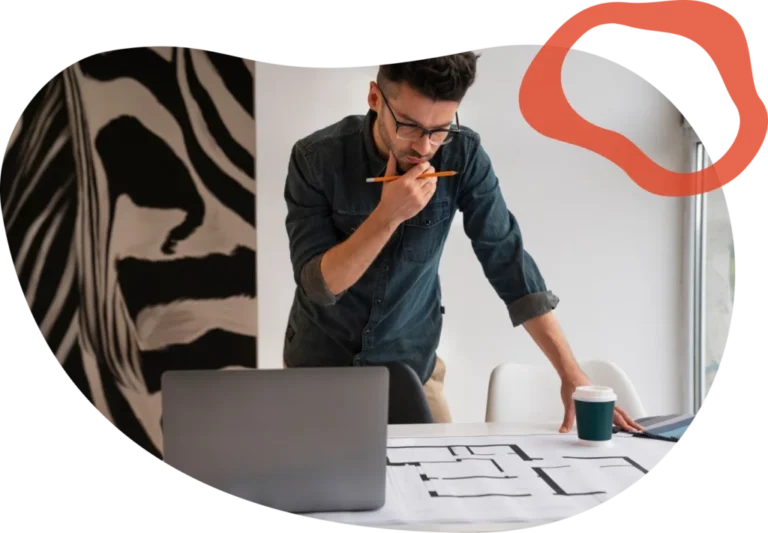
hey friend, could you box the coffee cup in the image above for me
[573,385,616,446]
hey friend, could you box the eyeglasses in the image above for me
[379,87,461,146]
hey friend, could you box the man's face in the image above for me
[370,82,459,172]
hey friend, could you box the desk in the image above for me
[312,420,675,532]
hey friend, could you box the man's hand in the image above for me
[558,369,646,434]
[315,152,434,297]
[373,152,437,226]
[521,312,645,435]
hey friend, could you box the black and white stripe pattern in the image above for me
[1,47,257,457]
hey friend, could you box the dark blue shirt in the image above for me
[283,110,559,383]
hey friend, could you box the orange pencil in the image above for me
[366,170,457,183]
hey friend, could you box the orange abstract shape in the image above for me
[519,0,767,197]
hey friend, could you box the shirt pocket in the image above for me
[402,198,452,264]
[332,209,369,237]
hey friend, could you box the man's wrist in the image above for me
[520,309,585,385]
[559,360,588,386]
[369,205,401,235]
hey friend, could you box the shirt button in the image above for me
[353,356,361,366]
[382,265,389,271]
[365,330,371,336]
[426,220,432,225]
[376,299,382,305]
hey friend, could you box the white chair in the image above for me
[484,363,563,424]
[579,360,647,419]
[485,360,647,423]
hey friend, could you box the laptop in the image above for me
[161,366,389,514]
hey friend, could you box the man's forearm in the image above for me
[522,312,585,383]
[320,207,399,296]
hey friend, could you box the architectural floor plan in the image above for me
[306,433,674,526]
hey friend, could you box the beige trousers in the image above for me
[282,356,452,423]
[424,356,452,423]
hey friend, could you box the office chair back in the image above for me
[580,360,647,419]
[485,363,563,424]
[485,360,647,423]
[383,361,434,424]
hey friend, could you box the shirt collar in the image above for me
[363,109,387,178]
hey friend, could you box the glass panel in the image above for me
[704,183,735,396]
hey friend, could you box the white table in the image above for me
[379,422,570,532]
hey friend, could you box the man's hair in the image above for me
[376,52,480,102]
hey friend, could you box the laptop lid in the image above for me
[161,367,389,514]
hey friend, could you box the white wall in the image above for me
[256,46,691,421]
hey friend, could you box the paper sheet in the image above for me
[304,433,674,526]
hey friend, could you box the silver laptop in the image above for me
[161,367,389,514]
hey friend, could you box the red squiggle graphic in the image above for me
[519,0,766,197]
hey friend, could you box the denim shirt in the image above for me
[283,110,559,383]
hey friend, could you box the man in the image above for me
[283,53,643,433]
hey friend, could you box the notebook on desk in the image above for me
[637,414,694,441]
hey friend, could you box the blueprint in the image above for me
[305,433,674,526]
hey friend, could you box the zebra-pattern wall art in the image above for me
[1,47,257,458]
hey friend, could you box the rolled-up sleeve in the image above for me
[284,141,345,306]
[457,133,559,326]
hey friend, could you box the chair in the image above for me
[485,360,646,423]
[484,363,563,424]
[580,360,647,419]
[382,361,434,425]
